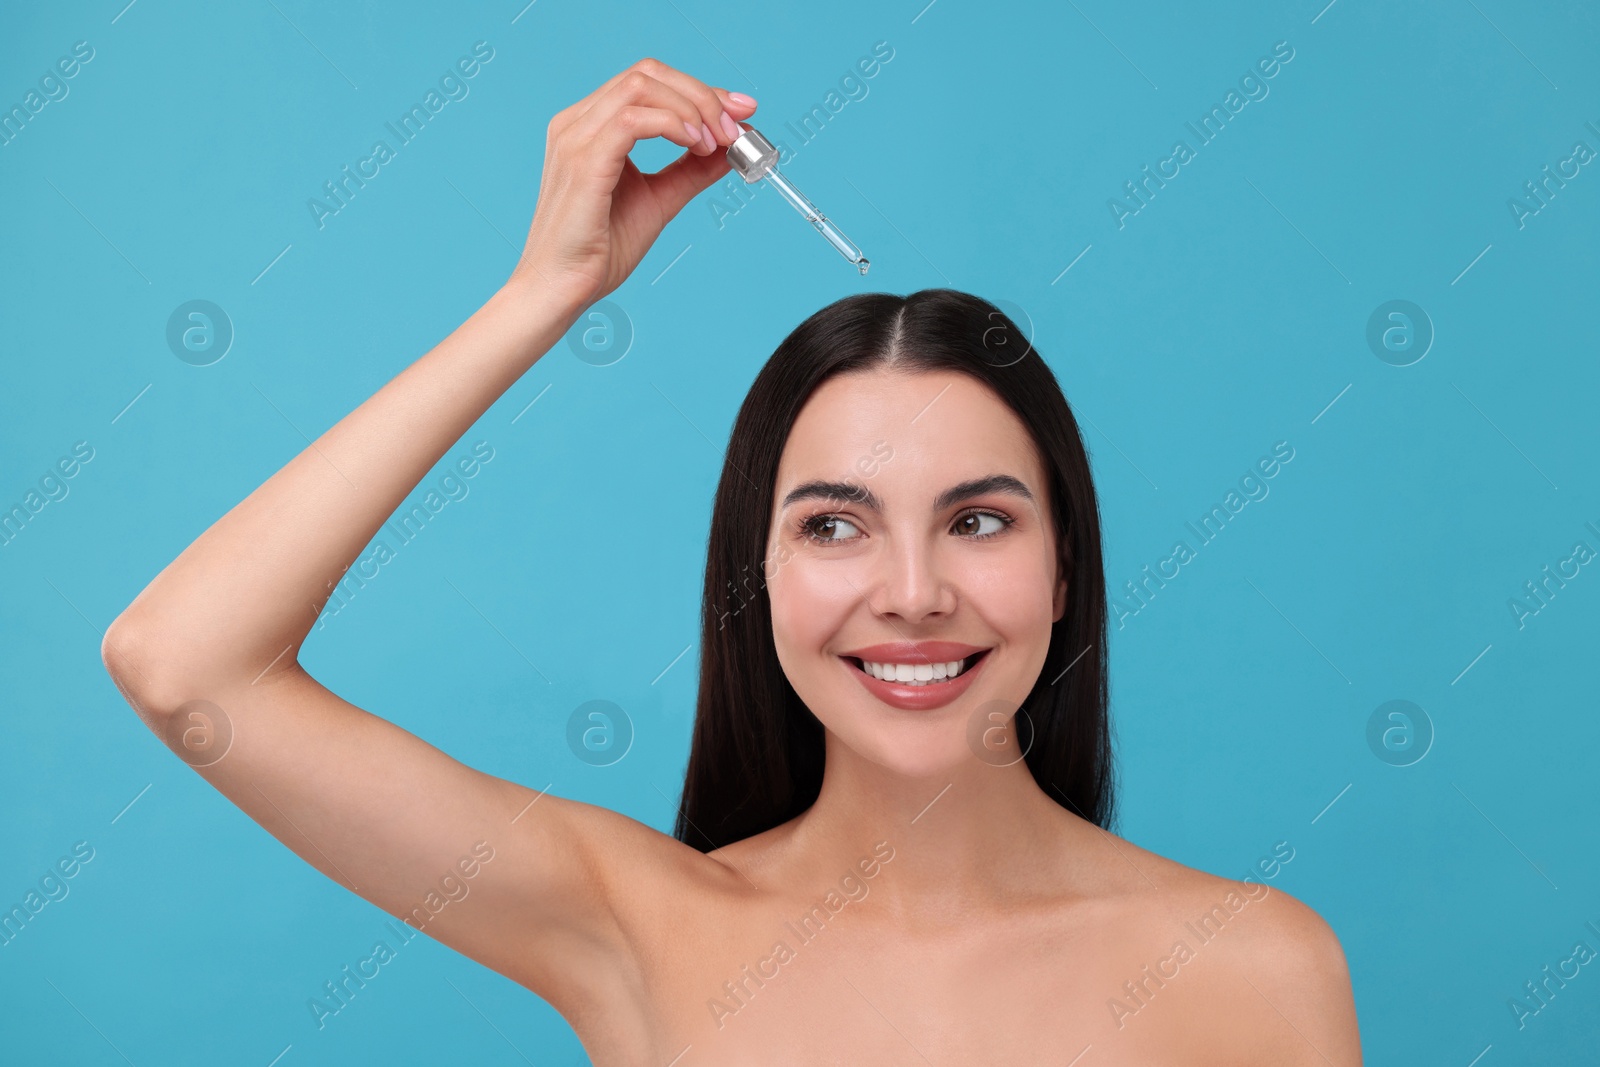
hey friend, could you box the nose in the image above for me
[860,533,955,624]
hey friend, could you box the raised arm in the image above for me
[101,59,757,1005]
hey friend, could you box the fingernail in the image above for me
[728,91,757,108]
[700,123,716,152]
[719,111,740,142]
[684,119,702,144]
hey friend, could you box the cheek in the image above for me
[962,551,1056,632]
[769,557,860,660]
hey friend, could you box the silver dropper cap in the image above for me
[726,128,780,183]
[724,126,870,274]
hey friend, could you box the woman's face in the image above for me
[765,367,1067,777]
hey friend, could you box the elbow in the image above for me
[101,613,189,728]
[102,612,271,764]
[103,616,243,770]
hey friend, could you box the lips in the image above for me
[837,641,993,711]
[837,641,989,663]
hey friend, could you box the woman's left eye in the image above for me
[953,511,1010,538]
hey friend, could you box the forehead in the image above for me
[774,368,1044,497]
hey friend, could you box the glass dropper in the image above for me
[725,127,870,275]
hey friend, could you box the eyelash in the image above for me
[795,509,1015,546]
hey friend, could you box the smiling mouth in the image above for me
[844,649,991,687]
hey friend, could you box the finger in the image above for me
[642,146,734,219]
[548,66,643,138]
[628,59,752,145]
[568,69,723,157]
[556,58,756,147]
[568,104,710,171]
[711,86,760,122]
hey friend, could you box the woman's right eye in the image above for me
[801,515,862,543]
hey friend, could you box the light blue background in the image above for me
[3,0,1598,1062]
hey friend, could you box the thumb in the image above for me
[644,148,736,220]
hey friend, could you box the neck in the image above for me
[780,730,1084,925]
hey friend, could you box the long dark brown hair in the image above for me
[674,288,1113,851]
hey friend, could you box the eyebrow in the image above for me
[779,473,1035,514]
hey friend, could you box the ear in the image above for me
[1052,573,1068,623]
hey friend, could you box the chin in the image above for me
[826,709,978,780]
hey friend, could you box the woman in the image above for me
[103,59,1360,1065]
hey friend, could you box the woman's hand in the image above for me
[510,58,758,308]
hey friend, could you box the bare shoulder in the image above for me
[1070,827,1361,1065]
[1164,859,1361,1064]
[1224,877,1353,982]
[1213,878,1362,1065]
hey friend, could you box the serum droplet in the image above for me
[857,258,870,276]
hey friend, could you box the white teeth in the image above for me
[860,658,971,686]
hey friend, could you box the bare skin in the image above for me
[102,58,1361,1066]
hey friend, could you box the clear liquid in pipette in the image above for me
[766,169,869,274]
[813,214,868,272]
